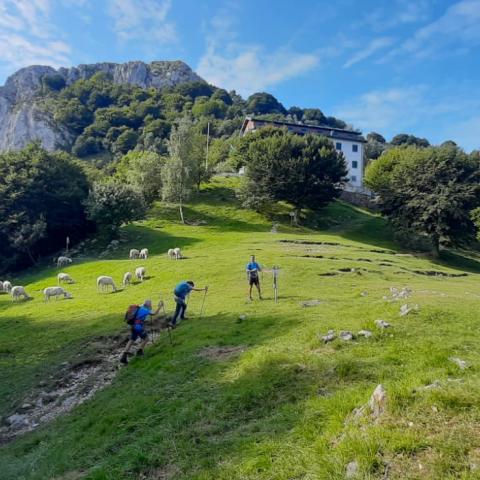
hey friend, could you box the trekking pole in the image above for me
[200,287,208,317]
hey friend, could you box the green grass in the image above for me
[2,176,480,479]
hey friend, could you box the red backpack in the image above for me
[125,305,140,325]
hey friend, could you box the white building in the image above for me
[240,117,366,192]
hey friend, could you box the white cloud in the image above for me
[334,86,428,132]
[0,34,70,70]
[107,0,176,43]
[362,0,431,31]
[343,37,394,68]
[0,0,71,76]
[386,0,480,60]
[198,46,318,95]
[333,85,480,151]
[197,6,318,96]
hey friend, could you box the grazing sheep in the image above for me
[139,248,149,259]
[97,276,117,292]
[57,256,72,268]
[57,272,75,284]
[135,266,146,282]
[11,286,31,302]
[44,286,73,302]
[123,271,132,286]
[3,281,12,293]
[173,247,182,260]
[167,248,175,259]
[129,249,140,260]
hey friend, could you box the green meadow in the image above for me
[1,177,480,479]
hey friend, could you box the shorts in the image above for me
[249,275,259,286]
[131,328,147,341]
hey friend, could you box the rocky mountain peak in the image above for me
[0,60,205,152]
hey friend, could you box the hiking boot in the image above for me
[120,352,128,364]
[167,322,176,329]
[136,349,144,357]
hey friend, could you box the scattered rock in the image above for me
[19,403,33,411]
[346,460,359,478]
[369,384,387,418]
[238,314,247,321]
[321,330,336,343]
[358,329,373,338]
[431,405,438,413]
[270,222,279,233]
[449,357,469,370]
[400,304,419,316]
[339,331,354,341]
[62,395,78,409]
[389,287,412,301]
[360,291,368,297]
[375,319,391,329]
[301,299,322,307]
[423,380,442,390]
[6,414,29,429]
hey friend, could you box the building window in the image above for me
[351,175,357,182]
[352,144,358,152]
[336,142,342,150]
[352,160,358,169]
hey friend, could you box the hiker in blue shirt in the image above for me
[169,280,207,328]
[246,255,263,300]
[120,299,163,364]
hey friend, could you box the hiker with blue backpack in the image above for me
[120,299,164,365]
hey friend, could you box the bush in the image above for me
[85,181,146,236]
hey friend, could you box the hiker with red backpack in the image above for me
[120,299,164,364]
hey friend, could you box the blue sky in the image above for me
[1,0,479,150]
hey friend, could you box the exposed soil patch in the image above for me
[319,272,339,277]
[401,268,468,278]
[198,345,246,361]
[0,334,133,443]
[279,240,347,247]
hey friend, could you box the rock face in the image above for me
[0,60,204,152]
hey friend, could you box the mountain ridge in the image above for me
[0,60,204,151]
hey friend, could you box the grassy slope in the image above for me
[1,177,480,479]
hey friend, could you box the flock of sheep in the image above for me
[0,246,183,303]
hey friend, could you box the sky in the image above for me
[0,0,479,151]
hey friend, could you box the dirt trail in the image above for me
[0,320,170,443]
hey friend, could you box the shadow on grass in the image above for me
[432,250,480,275]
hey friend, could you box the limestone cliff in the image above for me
[0,61,204,151]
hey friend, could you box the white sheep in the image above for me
[3,281,12,293]
[139,248,149,259]
[167,248,175,259]
[123,271,132,286]
[57,273,75,284]
[44,286,73,302]
[97,276,117,292]
[129,249,140,260]
[11,286,31,302]
[57,256,72,268]
[173,247,182,260]
[135,266,146,282]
